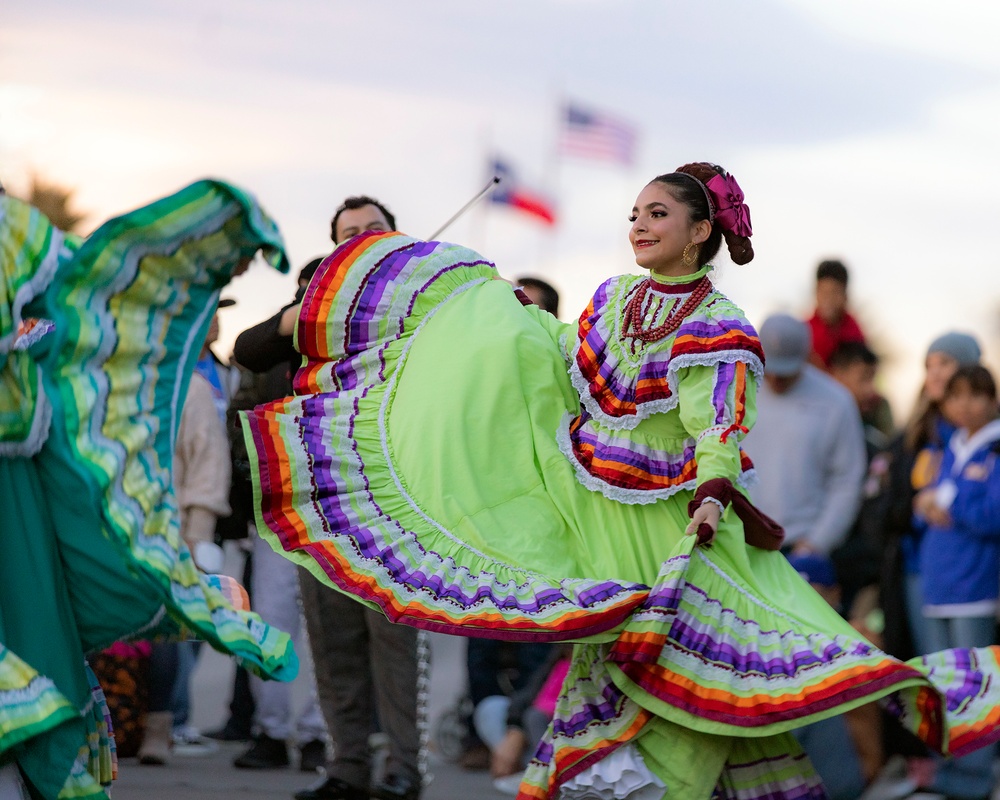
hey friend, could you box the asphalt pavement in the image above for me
[111,631,509,800]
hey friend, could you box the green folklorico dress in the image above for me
[243,231,1000,800]
[0,184,298,800]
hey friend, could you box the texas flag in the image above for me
[488,158,557,226]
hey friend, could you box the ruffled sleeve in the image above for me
[676,358,758,488]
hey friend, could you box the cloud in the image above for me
[6,0,1000,415]
[6,0,984,151]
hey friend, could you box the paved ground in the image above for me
[112,631,509,800]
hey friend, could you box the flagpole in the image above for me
[427,176,500,241]
[537,84,564,287]
[474,123,494,255]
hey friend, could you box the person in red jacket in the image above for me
[807,259,866,368]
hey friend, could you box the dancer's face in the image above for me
[335,205,391,243]
[629,183,708,276]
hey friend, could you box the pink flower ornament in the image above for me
[705,173,752,238]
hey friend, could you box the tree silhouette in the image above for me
[24,176,87,233]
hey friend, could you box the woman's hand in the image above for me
[685,500,721,546]
[913,489,951,526]
[924,505,952,528]
[913,489,937,518]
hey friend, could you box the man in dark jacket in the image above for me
[235,196,421,800]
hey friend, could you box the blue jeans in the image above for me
[793,716,865,800]
[906,572,931,655]
[923,614,997,799]
[923,615,996,654]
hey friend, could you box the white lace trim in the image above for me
[700,496,726,514]
[694,547,801,624]
[0,672,60,708]
[557,414,757,505]
[559,743,666,800]
[0,363,52,457]
[568,352,678,431]
[558,331,572,366]
[0,203,66,355]
[116,604,168,644]
[555,412,693,505]
[566,338,763,434]
[670,349,764,382]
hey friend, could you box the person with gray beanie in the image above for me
[879,332,982,658]
[925,332,982,369]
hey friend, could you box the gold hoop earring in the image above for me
[681,242,698,268]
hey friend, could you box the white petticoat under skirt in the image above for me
[559,744,666,800]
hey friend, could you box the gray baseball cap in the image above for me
[759,313,811,376]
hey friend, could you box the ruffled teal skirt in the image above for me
[0,184,298,799]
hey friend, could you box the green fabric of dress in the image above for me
[0,184,298,799]
[244,233,1000,799]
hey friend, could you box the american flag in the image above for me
[558,103,638,165]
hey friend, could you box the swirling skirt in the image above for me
[0,184,297,799]
[243,232,1000,799]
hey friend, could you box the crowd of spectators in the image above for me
[84,199,999,800]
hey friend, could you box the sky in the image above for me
[4,0,1000,415]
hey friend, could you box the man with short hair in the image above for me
[743,313,866,556]
[300,197,420,800]
[515,276,559,317]
[828,341,894,439]
[273,197,395,340]
[236,196,421,800]
[330,195,396,243]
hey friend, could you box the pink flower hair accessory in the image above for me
[705,172,752,238]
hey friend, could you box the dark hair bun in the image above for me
[675,162,754,266]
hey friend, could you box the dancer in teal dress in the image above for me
[243,162,1000,799]
[0,181,298,799]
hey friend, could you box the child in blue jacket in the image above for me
[916,364,1000,649]
[913,364,1000,799]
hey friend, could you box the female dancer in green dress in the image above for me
[243,162,1000,799]
[0,181,298,799]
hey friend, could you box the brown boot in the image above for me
[138,711,173,765]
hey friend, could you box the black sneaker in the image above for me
[233,734,290,769]
[298,739,326,772]
[205,722,253,742]
[371,774,420,800]
[293,776,368,800]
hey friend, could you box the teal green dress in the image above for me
[0,184,298,799]
[243,231,1000,799]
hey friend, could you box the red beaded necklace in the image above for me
[620,275,713,344]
